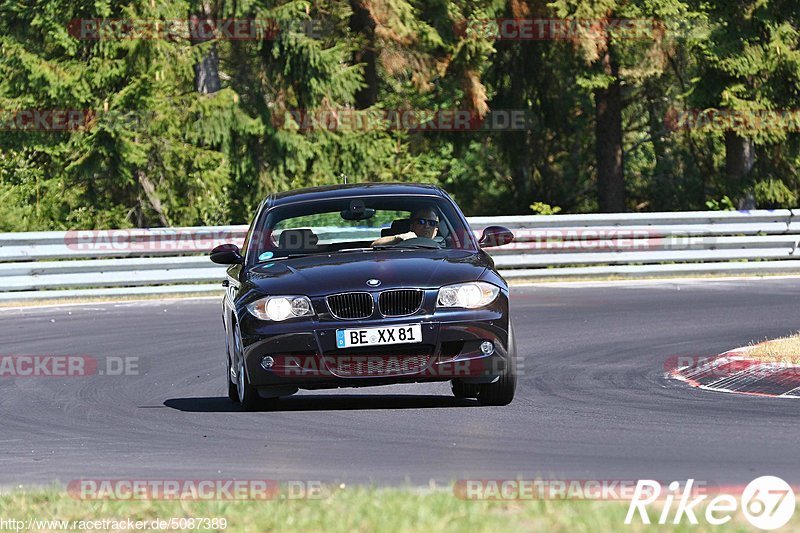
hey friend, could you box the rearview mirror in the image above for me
[478,226,514,248]
[340,198,376,220]
[210,243,244,265]
[340,208,376,221]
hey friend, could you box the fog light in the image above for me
[480,341,494,355]
[261,356,275,370]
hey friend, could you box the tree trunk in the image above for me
[136,170,170,227]
[511,132,534,212]
[645,79,671,210]
[724,130,755,208]
[191,1,221,94]
[350,1,378,109]
[594,48,625,212]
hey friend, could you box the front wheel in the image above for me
[227,356,238,403]
[477,325,517,406]
[233,324,261,411]
[237,358,261,411]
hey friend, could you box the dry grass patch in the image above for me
[746,333,800,364]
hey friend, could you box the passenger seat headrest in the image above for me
[278,228,319,250]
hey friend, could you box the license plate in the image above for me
[336,324,422,348]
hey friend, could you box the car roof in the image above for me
[269,182,446,207]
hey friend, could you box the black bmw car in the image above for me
[210,183,518,409]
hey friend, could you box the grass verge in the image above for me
[0,486,791,532]
[0,292,221,309]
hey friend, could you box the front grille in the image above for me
[326,292,374,319]
[379,289,423,317]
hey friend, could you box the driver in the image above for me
[371,208,439,246]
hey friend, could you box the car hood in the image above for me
[245,249,489,296]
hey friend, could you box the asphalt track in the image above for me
[1,278,799,487]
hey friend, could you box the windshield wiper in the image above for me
[373,243,440,250]
[332,247,374,253]
[258,251,326,262]
[258,244,440,262]
[259,248,375,262]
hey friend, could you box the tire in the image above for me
[225,315,238,403]
[477,324,517,406]
[451,380,480,399]
[227,356,239,403]
[233,324,261,411]
[236,357,261,411]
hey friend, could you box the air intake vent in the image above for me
[331,355,431,377]
[379,289,423,317]
[323,345,433,377]
[326,292,374,319]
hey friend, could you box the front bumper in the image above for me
[238,300,510,393]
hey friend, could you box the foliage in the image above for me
[529,202,562,215]
[1,0,799,231]
[753,178,798,209]
[704,195,736,211]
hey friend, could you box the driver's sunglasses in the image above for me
[414,218,439,227]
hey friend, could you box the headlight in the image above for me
[246,296,314,321]
[436,282,500,309]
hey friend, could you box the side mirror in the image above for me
[210,243,243,265]
[478,226,514,248]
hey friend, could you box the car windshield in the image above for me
[248,195,475,261]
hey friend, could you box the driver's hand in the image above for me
[397,231,417,241]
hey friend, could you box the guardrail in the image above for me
[1,210,799,300]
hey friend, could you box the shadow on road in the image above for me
[163,394,478,412]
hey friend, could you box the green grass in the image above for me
[0,486,789,532]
